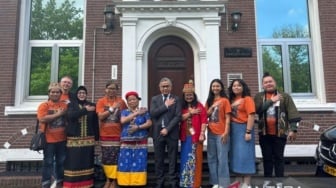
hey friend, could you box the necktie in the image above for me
[163,94,168,102]
[162,95,168,128]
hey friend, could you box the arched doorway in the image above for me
[148,36,194,105]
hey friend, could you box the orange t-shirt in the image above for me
[265,93,276,135]
[206,97,231,135]
[96,96,127,138]
[37,101,68,143]
[60,93,70,104]
[231,96,255,123]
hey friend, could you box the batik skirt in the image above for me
[100,138,121,180]
[117,139,148,186]
[180,136,203,188]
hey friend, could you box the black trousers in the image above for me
[259,134,287,177]
[153,136,179,188]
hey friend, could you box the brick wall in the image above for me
[0,0,31,149]
[319,0,336,102]
[219,0,259,93]
[84,0,124,102]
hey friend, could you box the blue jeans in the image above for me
[207,131,230,187]
[42,141,66,186]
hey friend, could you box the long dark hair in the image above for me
[182,92,198,109]
[228,79,251,102]
[206,79,227,107]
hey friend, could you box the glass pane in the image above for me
[262,45,284,91]
[257,0,310,39]
[29,47,52,95]
[58,47,79,92]
[30,0,84,40]
[289,45,312,93]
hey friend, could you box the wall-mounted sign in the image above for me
[111,65,118,80]
[224,48,252,57]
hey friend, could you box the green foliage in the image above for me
[30,0,83,40]
[262,24,312,93]
[29,0,83,95]
[262,46,284,92]
[289,45,312,92]
[58,47,80,93]
[272,24,310,39]
[29,47,52,95]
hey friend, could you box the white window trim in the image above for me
[256,0,336,112]
[258,38,314,96]
[5,0,85,116]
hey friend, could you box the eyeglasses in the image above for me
[160,85,171,88]
[107,87,117,90]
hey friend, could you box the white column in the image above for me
[120,17,138,99]
[203,17,221,80]
[198,51,208,103]
[200,17,221,102]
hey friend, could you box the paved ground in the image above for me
[249,177,336,188]
[2,162,335,188]
[1,175,335,188]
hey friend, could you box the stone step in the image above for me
[0,150,316,188]
[0,163,316,188]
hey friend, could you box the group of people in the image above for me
[37,73,301,188]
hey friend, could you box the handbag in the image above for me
[29,120,46,152]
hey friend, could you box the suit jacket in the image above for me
[150,94,182,140]
[254,90,301,137]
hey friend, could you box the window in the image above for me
[28,0,84,96]
[257,0,312,95]
[256,0,331,110]
[256,0,328,108]
[5,0,85,115]
[259,39,313,96]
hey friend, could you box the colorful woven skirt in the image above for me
[63,136,95,188]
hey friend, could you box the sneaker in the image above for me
[212,185,219,188]
[50,181,57,188]
[263,180,271,188]
[275,182,283,188]
[240,183,246,188]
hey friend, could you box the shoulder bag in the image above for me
[29,119,46,152]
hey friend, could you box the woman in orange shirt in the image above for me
[37,83,68,188]
[228,79,256,188]
[96,80,127,188]
[205,79,231,188]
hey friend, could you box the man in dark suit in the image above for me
[150,77,182,188]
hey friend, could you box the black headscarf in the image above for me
[76,85,87,105]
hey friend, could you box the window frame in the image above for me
[28,40,83,98]
[5,0,85,115]
[257,38,315,97]
[256,0,333,111]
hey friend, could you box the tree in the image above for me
[29,0,83,95]
[262,24,312,93]
[30,0,83,40]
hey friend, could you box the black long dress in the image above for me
[63,99,99,188]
